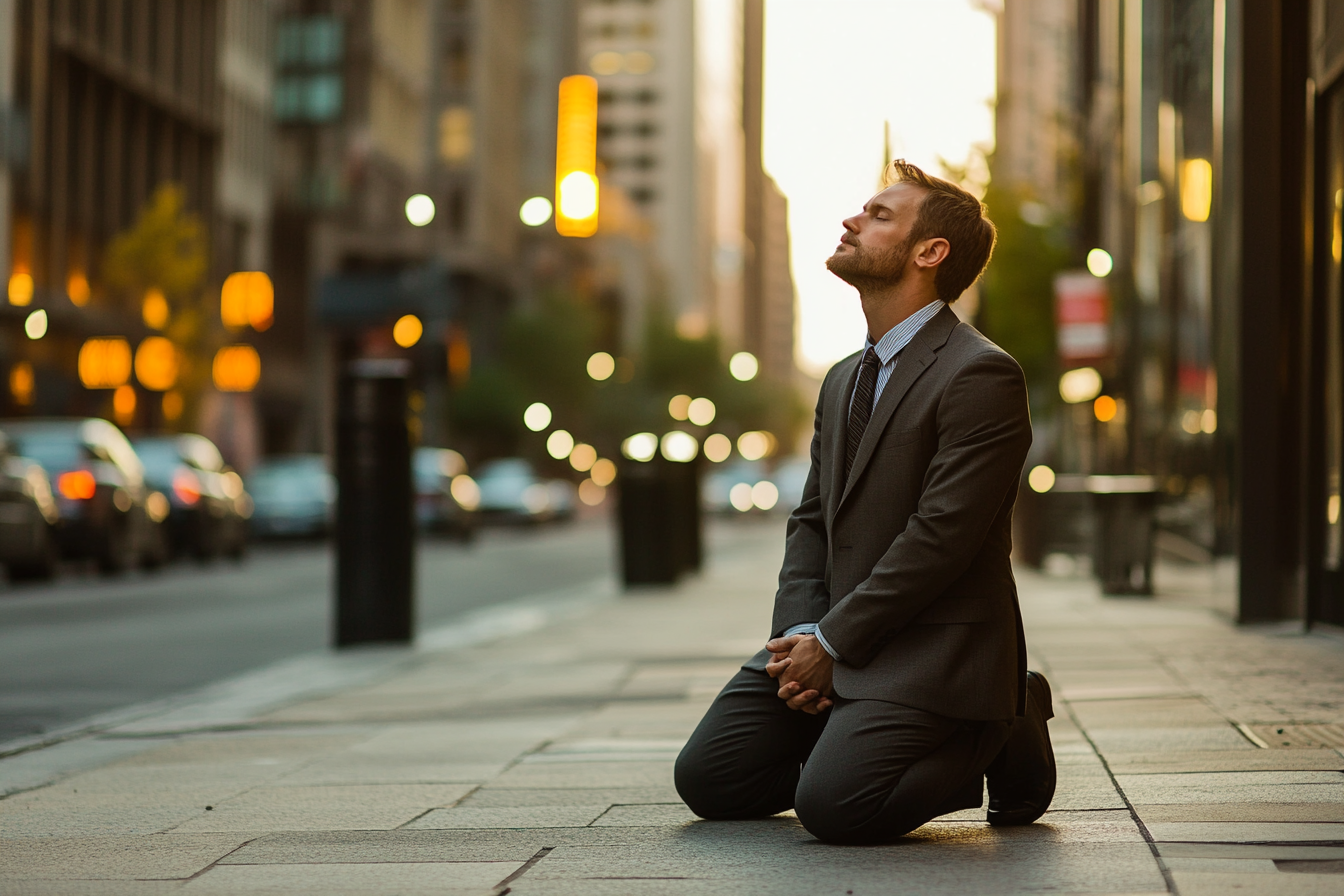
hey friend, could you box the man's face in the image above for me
[825,183,923,289]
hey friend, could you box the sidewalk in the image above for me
[2,522,1343,895]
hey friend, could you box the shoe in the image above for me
[985,671,1056,826]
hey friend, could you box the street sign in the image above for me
[1055,271,1111,363]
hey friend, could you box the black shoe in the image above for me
[985,671,1056,826]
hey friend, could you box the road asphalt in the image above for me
[2,518,1344,894]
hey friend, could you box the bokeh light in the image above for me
[134,337,179,391]
[587,351,615,380]
[450,474,481,510]
[1086,248,1113,277]
[737,431,773,461]
[622,432,658,462]
[520,196,554,226]
[661,431,698,463]
[8,272,33,306]
[393,314,423,348]
[668,394,691,421]
[578,479,606,506]
[1028,465,1056,493]
[1093,395,1118,422]
[78,338,133,389]
[569,442,597,472]
[547,429,575,459]
[687,397,716,426]
[1059,367,1103,404]
[703,433,732,463]
[729,482,754,512]
[523,402,552,431]
[10,362,34,406]
[729,351,759,381]
[24,309,47,340]
[112,384,137,425]
[590,458,616,486]
[67,272,91,306]
[405,194,436,226]
[752,480,780,511]
[212,345,261,392]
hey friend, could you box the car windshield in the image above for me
[133,439,183,480]
[1,429,87,472]
[251,460,330,501]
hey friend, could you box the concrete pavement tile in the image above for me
[1157,843,1344,859]
[182,861,521,894]
[529,840,1167,894]
[28,765,292,795]
[346,719,571,757]
[0,738,172,799]
[1106,749,1344,774]
[461,787,681,807]
[915,810,1147,843]
[0,833,248,879]
[1135,802,1344,822]
[1047,784,1128,810]
[0,882,185,895]
[489,760,674,789]
[1116,771,1344,805]
[1086,726,1255,753]
[274,757,508,785]
[1069,697,1232,728]
[1161,857,1279,872]
[168,784,473,833]
[106,733,367,766]
[1169,870,1344,896]
[405,805,610,828]
[0,806,210,838]
[1146,822,1344,842]
[592,804,699,826]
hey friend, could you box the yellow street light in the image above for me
[8,271,33,306]
[393,314,423,348]
[555,75,599,237]
[1181,159,1212,222]
[213,345,261,392]
[78,338,133,389]
[142,288,170,330]
[134,337,179,391]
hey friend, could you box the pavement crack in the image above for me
[492,845,553,895]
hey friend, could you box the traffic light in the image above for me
[555,75,599,237]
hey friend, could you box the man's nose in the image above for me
[841,215,860,233]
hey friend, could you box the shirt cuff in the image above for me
[782,623,818,638]
[813,625,840,660]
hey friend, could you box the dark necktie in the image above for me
[846,348,880,477]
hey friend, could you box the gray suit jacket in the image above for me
[746,305,1032,721]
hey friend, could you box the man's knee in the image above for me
[673,744,726,819]
[794,775,924,845]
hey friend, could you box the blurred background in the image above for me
[0,0,1338,738]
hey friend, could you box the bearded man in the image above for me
[674,160,1056,844]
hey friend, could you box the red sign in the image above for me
[1055,271,1111,363]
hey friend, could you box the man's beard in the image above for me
[825,235,914,290]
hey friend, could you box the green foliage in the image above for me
[447,364,529,459]
[977,182,1072,400]
[101,185,209,304]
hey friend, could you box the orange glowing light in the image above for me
[172,471,201,505]
[134,337,179,391]
[213,345,261,392]
[162,391,184,421]
[57,470,97,500]
[8,271,33,306]
[555,75,600,237]
[221,272,274,331]
[9,362,34,406]
[142,288,170,329]
[1094,395,1118,423]
[112,384,137,425]
[78,338,133,389]
[67,272,91,306]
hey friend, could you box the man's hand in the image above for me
[764,634,834,715]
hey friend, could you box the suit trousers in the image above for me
[675,667,1012,844]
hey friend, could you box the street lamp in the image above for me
[405,194,436,227]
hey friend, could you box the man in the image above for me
[675,160,1055,845]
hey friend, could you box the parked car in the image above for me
[0,418,163,573]
[132,434,251,561]
[703,460,765,514]
[474,458,566,524]
[248,455,335,538]
[771,456,813,513]
[0,436,60,581]
[413,447,479,540]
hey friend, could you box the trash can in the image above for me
[617,456,702,587]
[334,358,415,645]
[1089,475,1158,595]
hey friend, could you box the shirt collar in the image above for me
[864,299,945,364]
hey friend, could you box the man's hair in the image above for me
[882,159,996,303]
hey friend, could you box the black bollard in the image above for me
[617,455,702,587]
[334,358,415,645]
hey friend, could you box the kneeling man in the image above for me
[675,160,1055,844]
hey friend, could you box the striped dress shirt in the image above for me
[783,299,946,660]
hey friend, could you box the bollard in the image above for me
[617,456,702,587]
[334,358,415,645]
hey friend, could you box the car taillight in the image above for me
[57,470,97,500]
[172,471,201,506]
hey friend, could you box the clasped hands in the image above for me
[764,633,834,714]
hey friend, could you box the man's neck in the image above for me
[858,284,941,342]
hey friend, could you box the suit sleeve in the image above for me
[768,368,833,639]
[816,350,1031,666]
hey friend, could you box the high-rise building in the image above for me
[993,0,1079,213]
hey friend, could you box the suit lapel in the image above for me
[837,306,960,510]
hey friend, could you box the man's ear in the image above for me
[914,238,951,270]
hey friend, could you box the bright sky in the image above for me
[762,0,997,376]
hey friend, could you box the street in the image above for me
[0,518,631,745]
